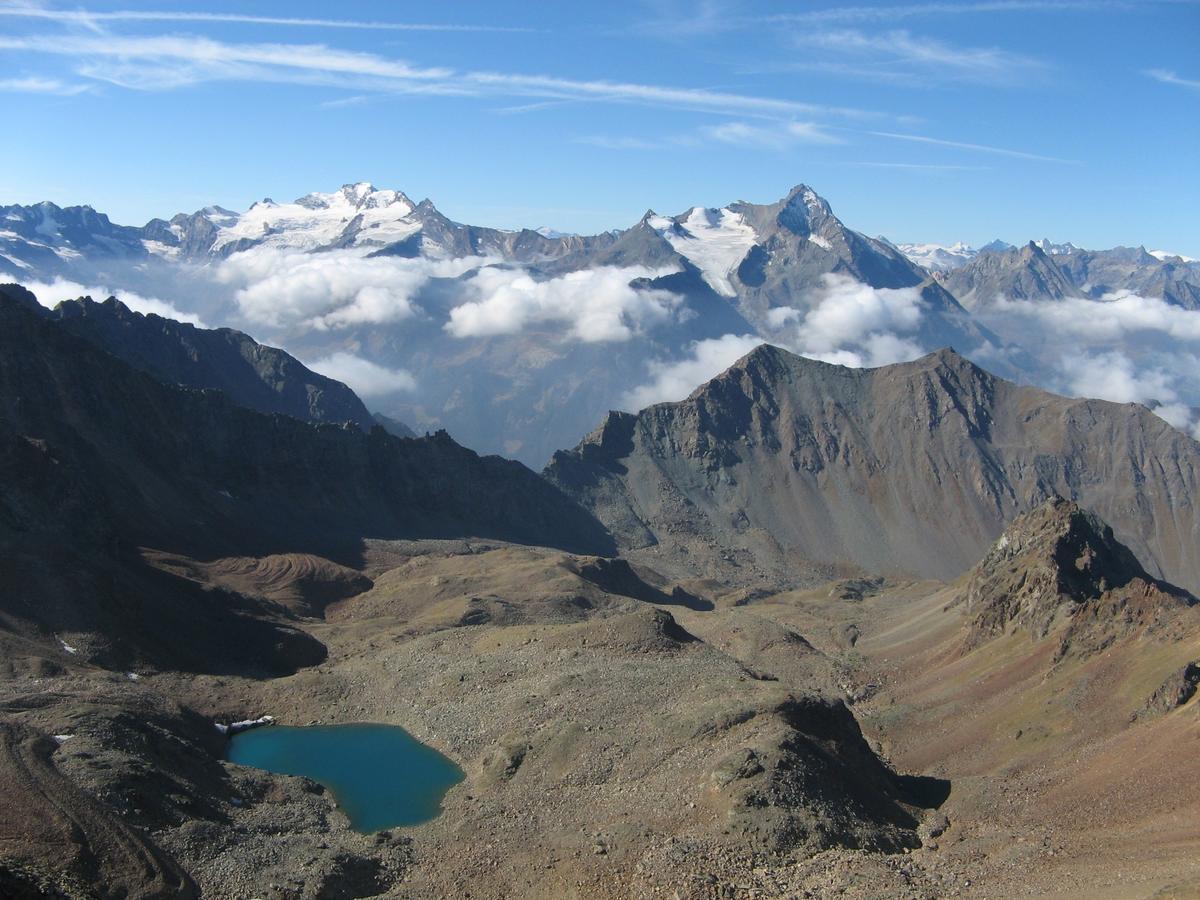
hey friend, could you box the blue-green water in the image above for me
[226,723,464,832]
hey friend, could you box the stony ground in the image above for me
[2,539,1199,898]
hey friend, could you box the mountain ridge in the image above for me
[46,293,414,434]
[546,343,1200,594]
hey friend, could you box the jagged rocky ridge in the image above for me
[546,344,1200,594]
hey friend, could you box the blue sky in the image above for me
[1,0,1197,253]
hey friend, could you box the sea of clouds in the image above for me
[5,248,1199,442]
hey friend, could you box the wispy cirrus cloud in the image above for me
[634,0,1157,37]
[0,30,882,120]
[0,34,454,87]
[792,29,1047,86]
[703,120,843,149]
[869,130,1078,163]
[574,135,684,151]
[0,74,88,94]
[576,120,840,154]
[0,3,533,33]
[1145,68,1200,90]
[748,1,1155,27]
[842,161,992,171]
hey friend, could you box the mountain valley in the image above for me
[1,276,1199,897]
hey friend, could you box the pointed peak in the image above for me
[340,181,377,199]
[783,184,831,214]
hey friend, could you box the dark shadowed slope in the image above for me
[546,344,1200,593]
[49,293,396,432]
[0,285,612,670]
[0,285,612,560]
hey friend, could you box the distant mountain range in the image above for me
[936,240,1200,310]
[3,183,1198,464]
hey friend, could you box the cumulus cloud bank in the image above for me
[0,273,205,325]
[218,248,488,331]
[445,265,683,342]
[988,290,1200,343]
[975,290,1200,439]
[623,274,929,410]
[784,273,926,367]
[306,351,417,398]
[621,333,764,410]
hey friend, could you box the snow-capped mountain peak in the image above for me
[1033,238,1079,256]
[895,241,979,271]
[207,183,420,254]
[784,184,832,217]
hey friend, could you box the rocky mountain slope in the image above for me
[938,241,1078,307]
[0,277,958,897]
[546,344,1200,594]
[45,293,414,434]
[838,498,1200,898]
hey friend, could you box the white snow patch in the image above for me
[52,734,74,745]
[215,714,275,736]
[808,234,833,252]
[896,241,977,271]
[34,208,60,239]
[1151,249,1197,263]
[213,183,417,253]
[56,635,78,654]
[647,207,758,297]
[142,239,181,259]
[1033,239,1078,256]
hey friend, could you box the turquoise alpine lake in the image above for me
[226,723,464,832]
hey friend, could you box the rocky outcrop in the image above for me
[716,695,923,853]
[547,344,1200,593]
[964,497,1194,657]
[1141,662,1200,715]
